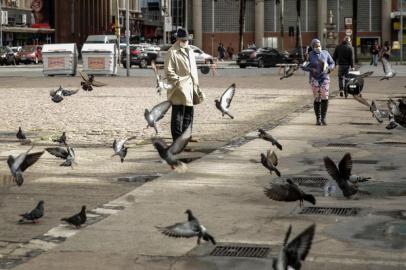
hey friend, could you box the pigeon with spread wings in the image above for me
[258,129,283,150]
[79,71,107,91]
[112,136,137,163]
[144,100,172,134]
[386,98,406,129]
[151,60,174,95]
[264,179,316,207]
[7,147,44,186]
[50,86,79,103]
[215,83,236,119]
[260,150,281,177]
[45,146,76,168]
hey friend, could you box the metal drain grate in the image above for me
[326,143,358,147]
[375,141,406,146]
[349,122,375,126]
[352,160,378,165]
[290,176,328,187]
[298,207,361,216]
[361,131,392,135]
[210,245,271,258]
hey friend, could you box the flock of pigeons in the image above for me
[4,57,405,269]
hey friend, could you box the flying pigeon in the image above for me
[16,127,26,140]
[264,179,316,207]
[19,200,44,223]
[112,136,137,162]
[157,209,216,245]
[153,125,191,172]
[258,129,283,150]
[7,147,44,186]
[144,100,172,134]
[52,131,67,145]
[215,83,236,119]
[151,60,174,95]
[273,224,316,270]
[323,153,369,198]
[369,100,384,123]
[79,71,107,91]
[386,98,406,129]
[45,146,76,168]
[280,64,299,80]
[50,86,79,103]
[260,150,281,177]
[61,205,86,228]
[379,57,396,81]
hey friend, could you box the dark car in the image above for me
[237,47,292,68]
[121,45,154,68]
[0,46,17,65]
[287,46,308,63]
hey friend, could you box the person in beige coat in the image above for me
[164,28,199,141]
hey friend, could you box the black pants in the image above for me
[171,105,194,141]
[338,65,350,91]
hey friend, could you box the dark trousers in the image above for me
[338,65,350,91]
[171,105,194,141]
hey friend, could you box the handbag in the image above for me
[193,85,205,105]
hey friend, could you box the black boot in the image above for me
[321,100,329,125]
[314,100,321,125]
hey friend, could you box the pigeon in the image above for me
[19,200,44,223]
[144,100,172,134]
[264,179,316,207]
[157,209,216,245]
[151,60,174,95]
[260,150,281,177]
[323,153,369,198]
[280,64,299,80]
[61,205,86,228]
[369,100,384,123]
[215,83,236,119]
[379,57,396,81]
[52,131,67,145]
[258,129,283,150]
[112,136,137,162]
[16,127,26,140]
[153,125,192,172]
[7,147,44,186]
[45,146,76,168]
[50,86,79,103]
[273,224,316,270]
[386,98,406,129]
[79,71,107,91]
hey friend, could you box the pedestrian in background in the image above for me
[218,43,225,61]
[369,40,380,66]
[164,28,203,142]
[227,43,234,60]
[379,41,391,61]
[303,39,335,126]
[333,36,354,98]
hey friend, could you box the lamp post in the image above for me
[0,0,3,46]
[126,0,130,77]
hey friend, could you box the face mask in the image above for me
[314,47,321,54]
[179,40,189,48]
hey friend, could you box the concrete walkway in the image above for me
[9,85,406,270]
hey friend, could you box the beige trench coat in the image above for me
[164,43,199,106]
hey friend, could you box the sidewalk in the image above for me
[9,85,406,270]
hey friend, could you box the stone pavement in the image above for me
[2,76,404,269]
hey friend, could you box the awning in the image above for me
[1,26,55,34]
[391,11,406,19]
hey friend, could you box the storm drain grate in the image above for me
[349,122,375,126]
[298,207,361,216]
[326,143,358,148]
[352,160,379,165]
[374,141,406,146]
[360,131,392,135]
[290,177,328,187]
[210,245,271,258]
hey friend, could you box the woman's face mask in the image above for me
[314,44,321,54]
[179,40,189,48]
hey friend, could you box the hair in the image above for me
[311,39,321,48]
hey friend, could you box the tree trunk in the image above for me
[352,0,358,63]
[277,0,284,51]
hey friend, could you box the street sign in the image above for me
[164,16,172,32]
[344,17,352,25]
[345,29,353,36]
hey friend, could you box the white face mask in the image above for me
[314,47,321,54]
[179,40,189,48]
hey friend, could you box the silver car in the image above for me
[154,44,213,65]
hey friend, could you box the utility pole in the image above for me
[400,0,404,64]
[0,0,3,46]
[277,0,284,51]
[352,0,358,63]
[126,0,130,76]
[296,0,303,61]
[163,0,167,44]
[238,0,246,52]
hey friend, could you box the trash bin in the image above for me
[42,43,78,76]
[81,43,117,75]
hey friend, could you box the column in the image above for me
[317,0,327,46]
[381,0,391,43]
[193,0,202,48]
[255,0,264,47]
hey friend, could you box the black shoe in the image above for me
[314,101,321,126]
[321,118,327,125]
[340,91,344,97]
[320,100,328,126]
[316,118,321,125]
[386,121,398,130]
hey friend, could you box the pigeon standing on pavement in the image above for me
[79,71,107,91]
[144,100,172,134]
[260,150,281,177]
[264,179,316,207]
[151,60,174,95]
[215,83,236,119]
[16,127,26,140]
[112,136,137,163]
[386,98,406,129]
[273,224,316,270]
[7,147,44,186]
[61,205,86,228]
[258,129,283,150]
[45,146,76,168]
[19,200,44,223]
[50,86,79,103]
[153,125,192,172]
[157,209,216,245]
[52,131,67,145]
[379,57,396,81]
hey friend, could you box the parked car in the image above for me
[0,46,17,65]
[154,44,213,65]
[237,47,292,68]
[121,45,151,68]
[19,45,42,64]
